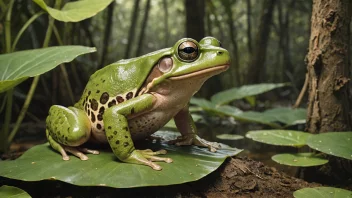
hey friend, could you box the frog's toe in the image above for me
[64,146,89,160]
[147,155,173,163]
[140,149,172,163]
[127,150,163,170]
[62,155,70,161]
[193,136,221,152]
[79,147,100,155]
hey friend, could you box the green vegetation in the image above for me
[246,130,352,166]
[0,131,242,188]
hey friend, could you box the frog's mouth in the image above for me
[169,64,229,80]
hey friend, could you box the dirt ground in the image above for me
[1,156,321,198]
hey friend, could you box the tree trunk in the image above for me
[124,0,140,59]
[185,0,204,41]
[246,0,252,55]
[135,0,151,57]
[306,0,352,133]
[304,0,352,183]
[246,0,276,84]
[223,0,240,85]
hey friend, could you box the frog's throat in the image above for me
[168,64,229,80]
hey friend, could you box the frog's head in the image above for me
[140,37,230,94]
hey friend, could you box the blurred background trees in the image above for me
[0,0,329,123]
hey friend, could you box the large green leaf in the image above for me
[272,153,328,167]
[0,46,96,93]
[33,0,113,22]
[293,187,352,198]
[191,97,305,128]
[237,107,306,127]
[216,106,305,128]
[211,83,287,105]
[246,130,312,147]
[307,132,352,160]
[0,185,31,198]
[0,131,242,188]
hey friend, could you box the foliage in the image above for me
[0,46,96,93]
[293,187,352,198]
[33,0,113,22]
[246,130,311,147]
[190,83,305,129]
[272,153,328,167]
[0,0,108,153]
[0,131,242,188]
[211,83,287,105]
[0,185,31,198]
[307,132,352,160]
[246,130,352,167]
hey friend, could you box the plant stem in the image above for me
[1,0,14,152]
[7,77,39,144]
[1,89,13,152]
[5,0,14,53]
[12,11,45,51]
[53,25,75,104]
[7,0,61,145]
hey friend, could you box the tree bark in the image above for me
[135,0,151,57]
[304,0,352,183]
[124,0,140,59]
[306,0,352,133]
[246,0,276,84]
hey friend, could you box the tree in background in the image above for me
[246,0,276,84]
[305,0,352,183]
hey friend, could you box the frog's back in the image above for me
[74,48,171,137]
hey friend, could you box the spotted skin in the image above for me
[45,37,230,170]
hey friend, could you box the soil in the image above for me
[1,155,321,198]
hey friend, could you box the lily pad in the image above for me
[246,130,312,147]
[0,185,31,198]
[0,46,96,93]
[293,187,352,198]
[33,0,113,22]
[211,83,287,105]
[0,131,242,188]
[307,132,352,160]
[272,153,328,167]
[216,134,244,140]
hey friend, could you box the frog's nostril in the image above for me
[217,51,223,55]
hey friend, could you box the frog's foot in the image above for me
[168,133,220,152]
[62,146,100,161]
[124,149,173,171]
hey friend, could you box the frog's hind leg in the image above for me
[46,105,97,160]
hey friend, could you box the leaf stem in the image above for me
[12,11,45,51]
[5,0,14,53]
[1,0,14,152]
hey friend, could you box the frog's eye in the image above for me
[178,41,199,62]
[158,57,173,73]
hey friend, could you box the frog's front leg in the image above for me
[46,105,99,160]
[169,105,220,152]
[103,94,172,171]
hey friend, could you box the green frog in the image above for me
[46,37,230,170]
